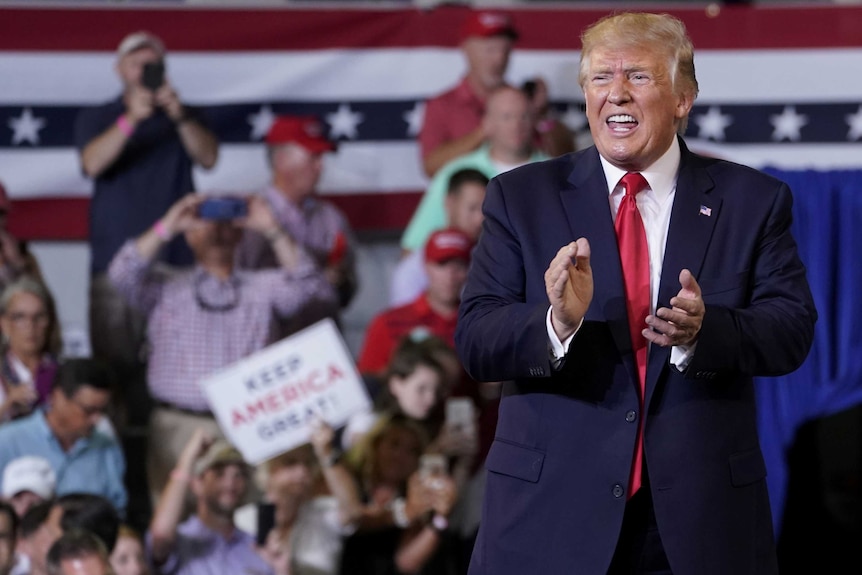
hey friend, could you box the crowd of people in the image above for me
[0,8,581,575]
[0,7,818,575]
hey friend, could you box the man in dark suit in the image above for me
[455,12,817,575]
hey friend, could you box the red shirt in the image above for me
[356,293,458,375]
[357,293,496,471]
[418,76,485,163]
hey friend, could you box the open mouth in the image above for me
[606,114,638,132]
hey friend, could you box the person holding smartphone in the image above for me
[310,413,461,575]
[107,192,336,505]
[73,31,220,477]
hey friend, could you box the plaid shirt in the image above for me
[236,185,358,333]
[108,240,336,411]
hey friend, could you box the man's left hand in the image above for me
[644,268,704,348]
[154,83,185,123]
[239,196,280,234]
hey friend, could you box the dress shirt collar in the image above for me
[184,514,243,544]
[453,76,484,106]
[598,136,681,201]
[265,184,318,216]
[36,407,91,452]
[34,407,53,440]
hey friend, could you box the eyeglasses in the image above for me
[194,273,240,313]
[69,397,109,418]
[5,312,49,327]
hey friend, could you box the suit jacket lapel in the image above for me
[646,140,720,396]
[560,148,636,379]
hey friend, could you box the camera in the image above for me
[197,197,248,221]
[141,61,165,91]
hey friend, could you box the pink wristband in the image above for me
[170,468,191,483]
[153,219,171,242]
[116,114,134,138]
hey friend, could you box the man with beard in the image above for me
[147,430,273,575]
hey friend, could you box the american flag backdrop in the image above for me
[2,4,862,541]
[0,3,861,241]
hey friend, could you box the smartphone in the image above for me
[418,453,447,479]
[256,502,276,547]
[445,397,476,432]
[141,61,165,91]
[197,197,248,220]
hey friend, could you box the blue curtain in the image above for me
[756,168,862,535]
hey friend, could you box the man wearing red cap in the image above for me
[418,10,518,178]
[357,227,471,376]
[237,115,357,338]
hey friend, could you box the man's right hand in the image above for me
[544,238,593,340]
[126,86,156,123]
[161,193,204,238]
[178,427,214,470]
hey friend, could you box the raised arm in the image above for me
[154,83,219,169]
[80,88,154,178]
[149,428,213,564]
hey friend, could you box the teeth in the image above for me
[607,114,636,123]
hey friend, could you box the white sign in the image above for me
[199,318,372,465]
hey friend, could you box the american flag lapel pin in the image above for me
[699,205,712,217]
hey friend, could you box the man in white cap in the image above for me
[0,456,56,519]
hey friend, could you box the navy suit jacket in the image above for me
[455,140,817,575]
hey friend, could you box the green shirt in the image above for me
[400,145,549,251]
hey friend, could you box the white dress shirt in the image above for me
[547,138,694,370]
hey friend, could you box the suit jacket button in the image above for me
[625,410,637,423]
[612,484,625,498]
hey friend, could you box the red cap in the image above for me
[265,116,336,154]
[0,181,10,211]
[425,228,473,264]
[460,10,518,42]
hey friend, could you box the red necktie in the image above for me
[615,172,650,497]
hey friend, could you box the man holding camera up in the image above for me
[237,115,358,340]
[74,31,220,436]
[107,192,335,505]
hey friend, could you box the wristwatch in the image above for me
[429,513,448,533]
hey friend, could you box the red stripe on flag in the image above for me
[1,5,861,51]
[8,193,422,241]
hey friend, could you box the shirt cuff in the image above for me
[670,341,698,372]
[546,307,581,367]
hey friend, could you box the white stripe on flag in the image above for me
[2,49,862,104]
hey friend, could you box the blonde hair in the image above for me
[0,275,63,356]
[578,12,698,133]
[343,412,429,494]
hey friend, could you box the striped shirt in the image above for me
[108,240,336,411]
